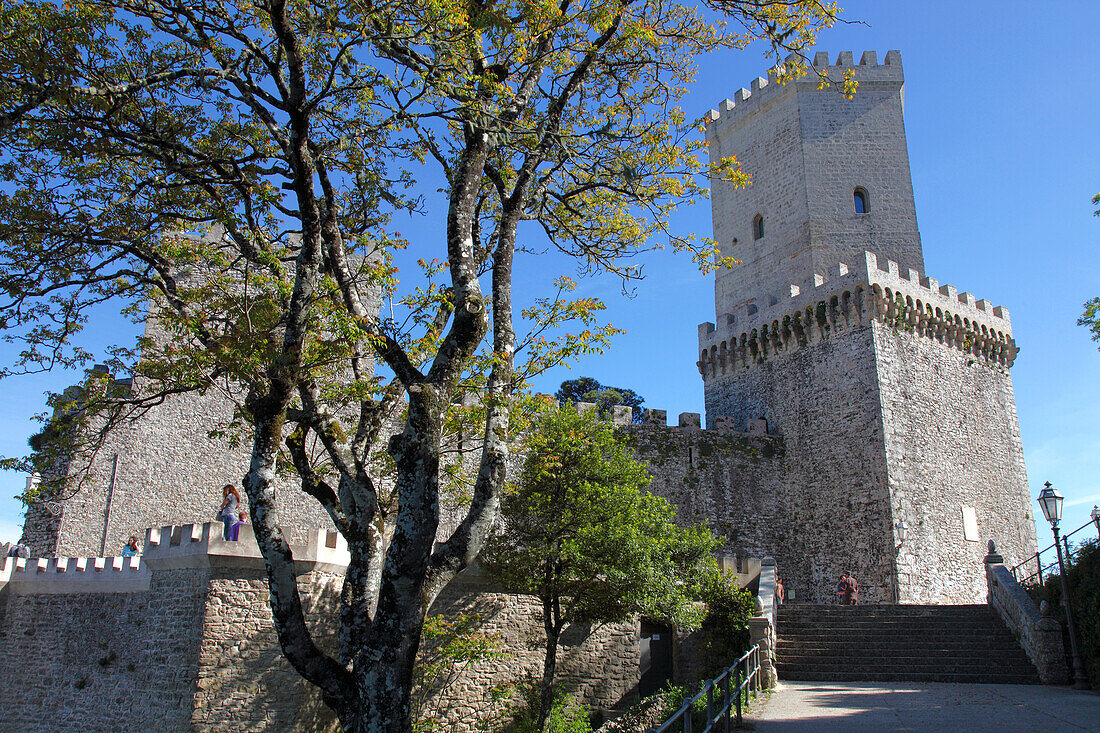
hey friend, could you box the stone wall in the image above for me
[878,322,1037,603]
[422,569,639,729]
[191,568,343,733]
[0,524,646,732]
[0,566,208,731]
[679,322,896,604]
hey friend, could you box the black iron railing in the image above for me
[648,644,761,733]
[1012,516,1100,586]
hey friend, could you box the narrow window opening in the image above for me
[752,214,764,240]
[854,188,869,214]
[688,446,694,468]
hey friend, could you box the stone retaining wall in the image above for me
[984,546,1069,684]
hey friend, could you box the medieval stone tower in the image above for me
[695,50,1037,603]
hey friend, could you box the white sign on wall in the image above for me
[961,506,980,542]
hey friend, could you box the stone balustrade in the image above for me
[984,542,1069,684]
[749,556,778,689]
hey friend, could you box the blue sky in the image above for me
[2,0,1099,562]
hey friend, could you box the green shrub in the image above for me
[695,569,755,677]
[1027,540,1100,687]
[502,679,591,733]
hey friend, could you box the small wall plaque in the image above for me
[962,506,979,542]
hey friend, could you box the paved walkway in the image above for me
[750,681,1100,732]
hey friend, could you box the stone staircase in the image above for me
[776,604,1042,684]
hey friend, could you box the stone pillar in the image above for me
[750,557,778,688]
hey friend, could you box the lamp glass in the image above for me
[1091,505,1100,523]
[1038,485,1063,525]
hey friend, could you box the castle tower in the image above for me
[697,51,1037,603]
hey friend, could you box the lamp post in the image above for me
[1092,505,1100,540]
[893,519,908,604]
[1038,482,1090,689]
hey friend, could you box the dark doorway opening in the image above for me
[639,619,673,697]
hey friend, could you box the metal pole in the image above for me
[706,685,713,729]
[723,670,731,733]
[1036,553,1043,585]
[99,453,120,557]
[1053,525,1089,690]
[735,665,742,725]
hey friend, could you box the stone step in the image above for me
[780,604,991,613]
[774,603,1041,685]
[778,629,1017,639]
[776,642,1028,654]
[774,669,1041,684]
[778,651,1034,664]
[779,624,1008,634]
[777,658,1034,672]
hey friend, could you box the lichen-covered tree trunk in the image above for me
[538,594,563,731]
[344,394,444,732]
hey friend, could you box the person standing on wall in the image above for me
[121,535,141,557]
[227,511,247,542]
[219,484,242,541]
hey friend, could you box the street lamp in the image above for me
[1037,482,1089,690]
[1091,505,1100,539]
[892,518,908,604]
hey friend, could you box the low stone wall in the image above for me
[0,523,345,733]
[425,569,639,729]
[750,558,777,688]
[984,544,1068,684]
[0,523,645,732]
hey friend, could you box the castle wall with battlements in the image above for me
[23,382,335,559]
[0,523,642,732]
[691,248,1033,602]
[632,336,895,604]
[876,323,1036,603]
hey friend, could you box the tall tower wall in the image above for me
[702,320,895,602]
[706,51,923,322]
[875,323,1036,603]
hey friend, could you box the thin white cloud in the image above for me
[1066,493,1100,508]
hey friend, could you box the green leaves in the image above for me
[482,405,718,629]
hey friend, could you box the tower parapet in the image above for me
[704,50,904,129]
[697,251,1017,380]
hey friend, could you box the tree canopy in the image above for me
[0,0,848,729]
[481,405,718,727]
[555,376,644,422]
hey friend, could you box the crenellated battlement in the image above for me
[697,251,1018,381]
[144,521,349,573]
[0,552,149,593]
[703,50,903,131]
[0,524,349,595]
[569,401,780,439]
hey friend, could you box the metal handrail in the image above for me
[1012,516,1099,586]
[648,644,761,733]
